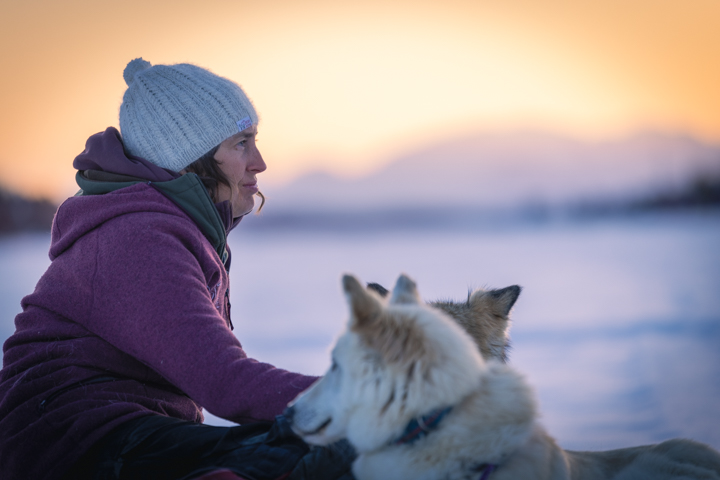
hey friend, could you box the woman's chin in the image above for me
[233,199,255,218]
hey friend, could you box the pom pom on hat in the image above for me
[119,58,258,172]
[123,58,152,86]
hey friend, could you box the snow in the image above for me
[2,210,719,450]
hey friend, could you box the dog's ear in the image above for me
[456,285,519,363]
[366,282,389,298]
[349,274,430,367]
[470,285,521,317]
[344,274,383,330]
[389,274,420,305]
[487,285,521,316]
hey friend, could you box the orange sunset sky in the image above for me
[1,0,719,202]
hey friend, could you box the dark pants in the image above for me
[64,415,355,480]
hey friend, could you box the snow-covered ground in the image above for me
[2,210,719,451]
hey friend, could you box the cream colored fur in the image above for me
[288,274,720,480]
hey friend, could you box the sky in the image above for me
[1,0,719,201]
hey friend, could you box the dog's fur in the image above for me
[288,274,720,480]
[367,282,519,362]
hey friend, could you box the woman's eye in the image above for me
[236,140,247,148]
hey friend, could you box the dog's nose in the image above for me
[283,405,295,422]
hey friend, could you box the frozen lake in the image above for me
[1,210,719,451]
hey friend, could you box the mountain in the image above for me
[263,131,720,213]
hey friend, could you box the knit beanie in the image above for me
[119,58,258,172]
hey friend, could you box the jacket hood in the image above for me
[52,128,237,263]
[73,127,179,182]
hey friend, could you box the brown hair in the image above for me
[184,146,265,213]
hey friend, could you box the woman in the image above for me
[0,59,354,480]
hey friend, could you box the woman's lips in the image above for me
[242,181,258,193]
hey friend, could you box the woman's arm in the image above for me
[78,210,316,423]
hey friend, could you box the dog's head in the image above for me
[287,273,486,452]
[431,286,520,362]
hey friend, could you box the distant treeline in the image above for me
[571,173,720,217]
[634,174,720,209]
[0,187,57,234]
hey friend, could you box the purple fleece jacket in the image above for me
[0,128,317,480]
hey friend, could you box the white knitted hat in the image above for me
[119,58,258,172]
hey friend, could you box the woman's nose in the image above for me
[249,145,267,173]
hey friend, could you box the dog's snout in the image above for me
[283,405,296,423]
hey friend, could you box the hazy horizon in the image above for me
[2,127,719,209]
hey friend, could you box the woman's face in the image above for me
[214,125,267,218]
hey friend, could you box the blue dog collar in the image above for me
[392,407,499,478]
[393,406,453,445]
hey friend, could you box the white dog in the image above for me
[287,274,720,480]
